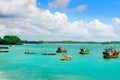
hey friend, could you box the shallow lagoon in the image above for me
[0,44,120,80]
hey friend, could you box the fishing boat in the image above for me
[103,47,119,59]
[24,49,36,54]
[79,48,89,54]
[56,47,67,53]
[0,49,9,52]
[24,52,36,54]
[41,52,56,55]
[0,46,9,49]
[60,54,72,61]
[0,46,9,52]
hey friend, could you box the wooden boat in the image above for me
[103,47,119,59]
[0,49,9,52]
[24,49,36,54]
[24,51,36,54]
[42,52,56,55]
[0,46,9,52]
[56,47,67,53]
[0,46,9,49]
[60,54,72,61]
[79,48,89,54]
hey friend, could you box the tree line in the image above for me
[22,40,120,44]
[1,35,120,45]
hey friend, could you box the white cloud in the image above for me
[112,17,120,24]
[86,19,115,37]
[0,0,119,41]
[75,4,87,12]
[0,0,36,17]
[48,0,70,11]
[48,0,87,12]
[112,18,120,39]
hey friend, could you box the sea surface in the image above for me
[0,44,120,80]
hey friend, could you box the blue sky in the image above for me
[0,0,120,41]
[37,0,120,23]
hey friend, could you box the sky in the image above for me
[0,0,120,41]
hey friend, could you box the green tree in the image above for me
[0,37,2,43]
[2,35,21,44]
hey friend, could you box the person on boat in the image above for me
[58,47,62,51]
[56,47,63,52]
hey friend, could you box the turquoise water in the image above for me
[0,44,120,80]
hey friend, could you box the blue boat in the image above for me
[42,52,56,55]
